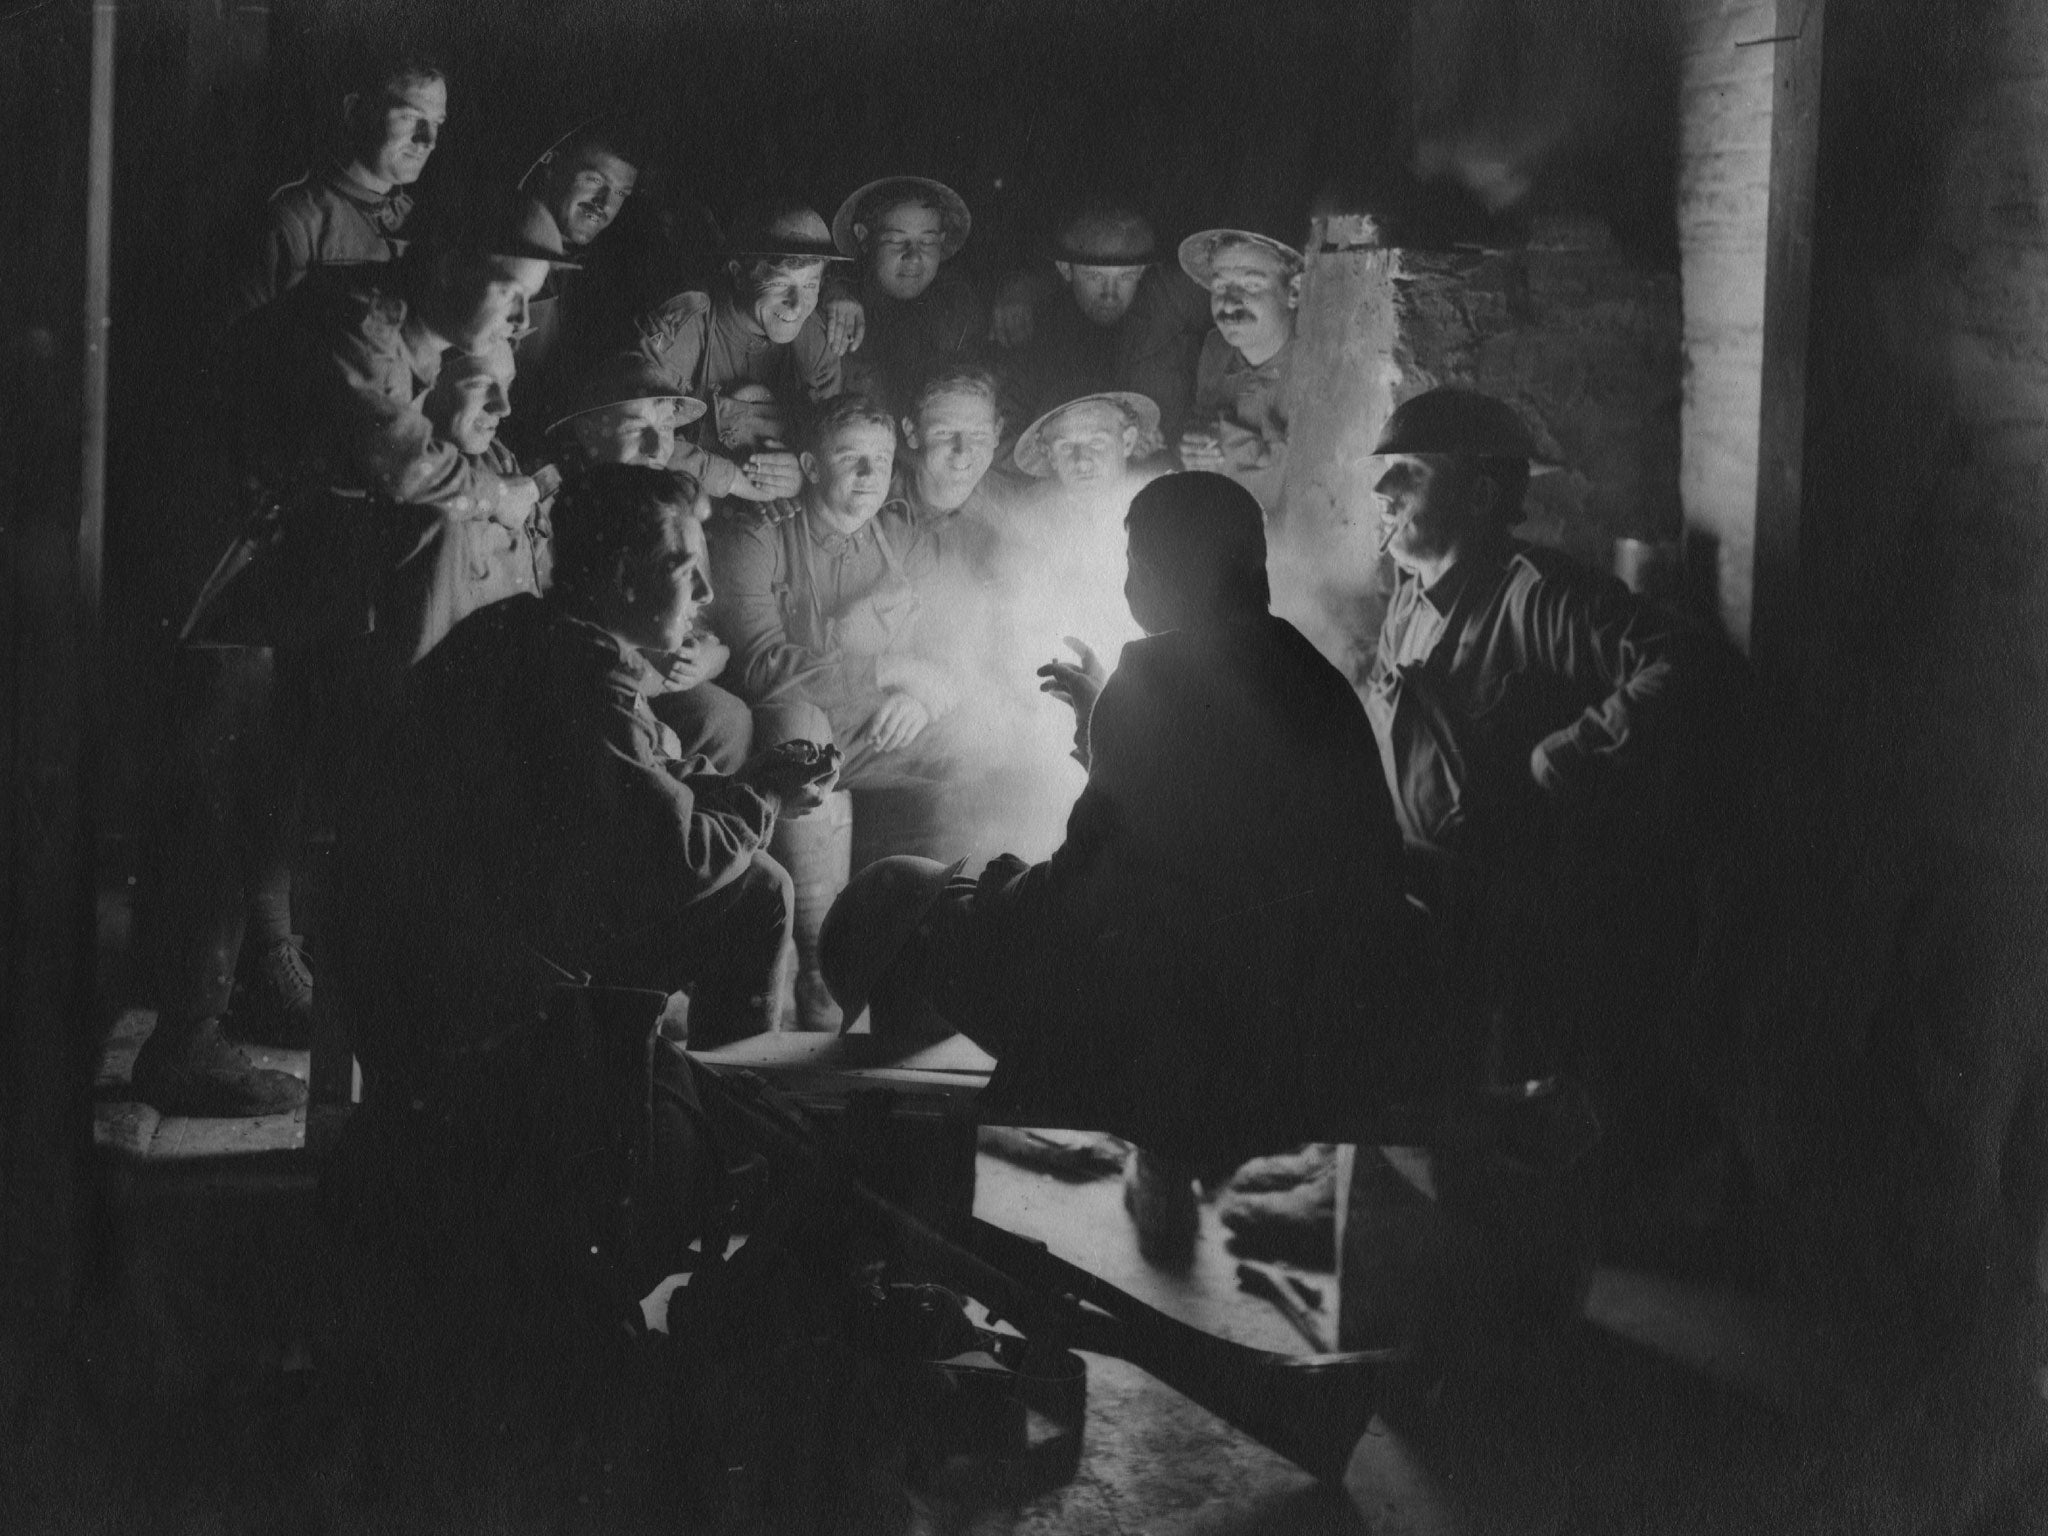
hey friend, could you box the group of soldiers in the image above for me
[134,50,1736,1293]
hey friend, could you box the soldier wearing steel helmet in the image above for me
[831,176,987,410]
[1363,387,1734,1149]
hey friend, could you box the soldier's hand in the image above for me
[989,293,1035,350]
[1178,430,1228,473]
[732,449,803,502]
[492,476,541,530]
[1037,636,1106,766]
[652,631,730,691]
[865,691,932,754]
[739,739,841,814]
[823,296,867,356]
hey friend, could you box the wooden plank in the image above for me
[92,1008,310,1163]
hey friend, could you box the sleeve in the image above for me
[587,679,777,906]
[327,331,522,521]
[1040,652,1170,918]
[635,293,710,391]
[231,199,313,321]
[667,439,742,498]
[704,519,846,706]
[1524,570,1682,794]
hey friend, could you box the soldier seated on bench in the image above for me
[818,471,1453,1263]
[330,463,839,1293]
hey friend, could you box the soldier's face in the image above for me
[620,513,714,654]
[1043,402,1137,488]
[546,149,638,248]
[803,420,897,529]
[426,348,514,454]
[1374,454,1480,570]
[352,76,446,188]
[865,202,946,301]
[1058,263,1145,327]
[747,261,826,344]
[1207,243,1299,359]
[573,399,682,467]
[904,389,999,511]
[447,255,549,350]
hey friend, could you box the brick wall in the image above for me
[1677,0,1777,648]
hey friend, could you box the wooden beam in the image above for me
[1749,0,1826,675]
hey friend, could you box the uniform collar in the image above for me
[326,164,414,232]
[802,504,880,554]
[1224,331,1293,377]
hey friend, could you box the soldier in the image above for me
[330,464,838,1300]
[634,200,853,511]
[990,204,1212,443]
[133,220,566,1116]
[505,120,647,439]
[1176,229,1303,514]
[893,364,1011,576]
[230,53,448,320]
[994,391,1167,683]
[814,474,1440,1262]
[706,395,961,799]
[412,341,545,655]
[830,176,985,410]
[545,354,752,774]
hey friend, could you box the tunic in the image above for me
[634,291,843,497]
[1189,330,1293,513]
[1362,533,1682,870]
[705,500,942,732]
[911,611,1442,1154]
[334,592,780,1075]
[193,279,529,660]
[840,266,987,411]
[232,166,415,321]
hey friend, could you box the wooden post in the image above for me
[1749,0,1826,674]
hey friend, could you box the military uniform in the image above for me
[634,291,843,498]
[1189,331,1293,513]
[840,267,987,412]
[153,278,531,1037]
[232,166,416,321]
[706,499,961,859]
[1363,530,1700,1086]
[331,592,792,1294]
[893,611,1444,1158]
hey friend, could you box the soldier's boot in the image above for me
[131,1014,308,1118]
[230,937,315,1048]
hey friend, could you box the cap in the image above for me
[831,176,972,260]
[1177,228,1304,288]
[546,353,707,436]
[1371,387,1560,469]
[819,855,969,1027]
[1012,391,1161,478]
[722,199,854,262]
